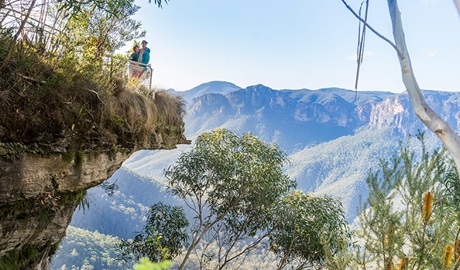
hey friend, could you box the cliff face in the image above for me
[366,91,460,134]
[0,150,134,268]
[0,142,187,269]
[186,85,460,139]
[183,84,460,156]
[187,85,394,133]
[0,89,188,269]
[0,152,129,204]
[0,197,78,270]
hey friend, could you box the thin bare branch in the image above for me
[1,0,37,71]
[221,231,272,269]
[18,73,46,84]
[341,0,403,59]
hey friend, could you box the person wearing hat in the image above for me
[137,40,150,78]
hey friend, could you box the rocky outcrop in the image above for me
[0,107,191,269]
[0,151,129,204]
[0,94,188,269]
[0,142,189,269]
[0,143,188,269]
[0,197,78,269]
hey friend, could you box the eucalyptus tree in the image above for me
[341,0,460,179]
[165,128,296,270]
[270,190,350,270]
[125,128,350,269]
[118,202,189,263]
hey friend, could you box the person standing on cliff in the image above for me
[129,44,140,78]
[130,44,140,61]
[136,40,150,78]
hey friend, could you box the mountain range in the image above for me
[51,81,460,269]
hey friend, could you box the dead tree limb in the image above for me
[387,0,460,176]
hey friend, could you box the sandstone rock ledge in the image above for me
[0,152,129,204]
[0,105,189,269]
[0,145,188,269]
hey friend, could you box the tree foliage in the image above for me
[356,133,460,269]
[270,190,350,269]
[133,257,172,270]
[51,0,145,81]
[165,128,296,269]
[118,202,189,263]
[0,0,166,79]
[51,226,130,269]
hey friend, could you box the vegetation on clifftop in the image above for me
[0,0,186,160]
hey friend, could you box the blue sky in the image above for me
[123,0,460,92]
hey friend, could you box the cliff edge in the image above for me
[0,54,188,268]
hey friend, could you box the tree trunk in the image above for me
[387,0,460,177]
[455,0,460,15]
[0,0,37,71]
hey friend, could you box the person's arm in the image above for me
[142,52,150,65]
[141,48,150,64]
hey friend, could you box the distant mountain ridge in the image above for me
[169,82,454,155]
[174,81,242,103]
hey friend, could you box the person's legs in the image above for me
[138,69,145,78]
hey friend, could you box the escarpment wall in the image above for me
[0,152,128,204]
[0,116,188,269]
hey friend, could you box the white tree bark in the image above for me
[388,0,460,176]
[455,0,460,15]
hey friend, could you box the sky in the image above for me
[120,0,460,92]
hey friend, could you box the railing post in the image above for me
[149,66,153,90]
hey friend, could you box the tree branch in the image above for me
[0,0,37,71]
[387,0,460,177]
[18,73,46,84]
[340,0,404,59]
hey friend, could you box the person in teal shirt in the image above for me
[137,40,150,78]
[138,40,150,65]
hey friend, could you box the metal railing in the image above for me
[127,60,153,89]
